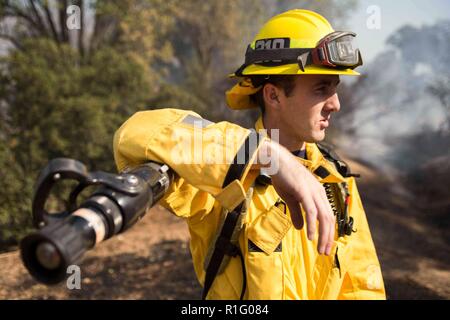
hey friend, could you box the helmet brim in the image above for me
[230,63,360,77]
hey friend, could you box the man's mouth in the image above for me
[319,118,330,128]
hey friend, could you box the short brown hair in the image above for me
[249,75,297,114]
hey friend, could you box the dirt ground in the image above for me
[346,159,450,299]
[0,159,449,300]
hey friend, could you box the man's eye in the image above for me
[315,87,327,94]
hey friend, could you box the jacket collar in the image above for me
[255,116,345,183]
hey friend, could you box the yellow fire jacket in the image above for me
[113,108,386,300]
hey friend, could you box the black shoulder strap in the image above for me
[317,143,360,178]
[202,202,247,300]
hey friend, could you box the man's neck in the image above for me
[262,114,305,152]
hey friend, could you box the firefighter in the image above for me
[113,9,386,300]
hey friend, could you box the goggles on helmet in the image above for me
[311,31,362,68]
[234,31,363,76]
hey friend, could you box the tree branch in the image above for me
[0,33,23,50]
[42,0,60,42]
[77,0,84,56]
[91,13,118,50]
[28,0,50,37]
[58,0,68,43]
[1,2,41,39]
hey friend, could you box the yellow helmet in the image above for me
[226,9,363,110]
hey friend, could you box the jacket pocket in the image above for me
[247,204,291,255]
[314,242,347,299]
[245,204,291,299]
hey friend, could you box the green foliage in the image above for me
[0,39,157,248]
[0,135,33,246]
[1,38,155,171]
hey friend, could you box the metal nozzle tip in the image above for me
[35,242,62,270]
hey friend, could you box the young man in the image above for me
[113,9,386,299]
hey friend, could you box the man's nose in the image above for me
[325,93,340,112]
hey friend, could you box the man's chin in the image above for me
[305,132,325,143]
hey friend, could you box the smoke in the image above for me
[340,20,450,172]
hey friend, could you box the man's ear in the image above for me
[263,83,282,110]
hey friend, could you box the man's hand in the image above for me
[255,139,336,256]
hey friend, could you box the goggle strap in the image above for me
[234,47,313,76]
[234,38,362,76]
[244,46,312,66]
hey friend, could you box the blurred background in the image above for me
[0,0,449,299]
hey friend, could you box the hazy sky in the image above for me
[348,0,450,63]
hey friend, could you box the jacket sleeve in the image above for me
[113,108,264,215]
